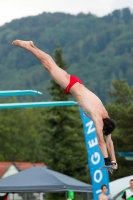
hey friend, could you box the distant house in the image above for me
[0,162,45,178]
[0,162,45,200]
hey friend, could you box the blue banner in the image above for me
[79,107,110,200]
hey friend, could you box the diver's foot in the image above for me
[12,40,35,49]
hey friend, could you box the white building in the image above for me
[0,162,45,200]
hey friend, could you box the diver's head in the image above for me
[103,118,116,135]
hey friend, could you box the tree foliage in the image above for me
[0,8,133,103]
[106,80,133,181]
[0,98,46,162]
[107,80,133,107]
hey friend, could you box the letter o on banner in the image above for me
[94,170,103,183]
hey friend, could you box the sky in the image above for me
[0,0,133,26]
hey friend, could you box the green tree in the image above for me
[122,8,132,23]
[106,80,133,180]
[2,9,133,104]
[107,79,133,107]
[0,97,46,162]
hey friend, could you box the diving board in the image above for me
[0,101,77,109]
[0,90,42,97]
[116,152,133,161]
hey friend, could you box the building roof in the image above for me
[0,162,45,178]
[0,162,12,178]
[14,162,45,171]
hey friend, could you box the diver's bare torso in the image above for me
[70,83,109,121]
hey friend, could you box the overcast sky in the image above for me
[0,0,133,26]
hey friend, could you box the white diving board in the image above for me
[0,101,78,109]
[0,90,42,97]
[116,152,133,161]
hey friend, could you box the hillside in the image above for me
[0,8,133,103]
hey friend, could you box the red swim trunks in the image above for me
[63,75,83,94]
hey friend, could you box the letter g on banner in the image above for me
[91,152,100,165]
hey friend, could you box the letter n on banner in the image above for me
[79,107,110,200]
